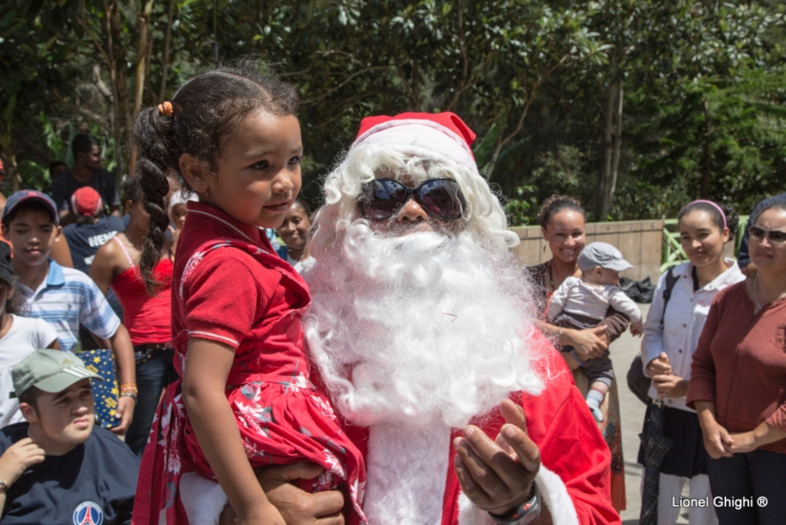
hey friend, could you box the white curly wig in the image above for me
[310,115,519,259]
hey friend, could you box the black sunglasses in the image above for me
[359,178,465,221]
[749,226,786,244]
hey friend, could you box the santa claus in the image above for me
[277,112,618,525]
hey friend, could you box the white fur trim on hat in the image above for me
[351,119,479,175]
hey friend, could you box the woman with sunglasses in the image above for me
[687,201,786,525]
[524,194,630,511]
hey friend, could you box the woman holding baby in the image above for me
[525,194,631,511]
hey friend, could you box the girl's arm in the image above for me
[641,271,669,375]
[107,324,136,436]
[51,234,73,268]
[89,240,122,295]
[183,337,285,525]
[729,423,786,454]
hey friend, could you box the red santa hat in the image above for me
[350,112,479,176]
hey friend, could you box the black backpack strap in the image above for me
[660,266,679,325]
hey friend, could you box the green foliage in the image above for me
[0,0,783,221]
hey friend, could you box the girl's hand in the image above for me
[568,326,608,360]
[651,375,688,398]
[112,395,136,436]
[0,438,45,487]
[630,322,643,337]
[645,352,672,377]
[728,431,758,454]
[700,419,734,459]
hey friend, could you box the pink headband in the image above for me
[689,200,727,230]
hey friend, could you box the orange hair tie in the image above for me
[157,101,173,117]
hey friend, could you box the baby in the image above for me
[168,192,198,231]
[548,242,642,422]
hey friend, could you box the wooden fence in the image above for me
[510,220,665,283]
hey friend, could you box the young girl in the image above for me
[275,198,315,274]
[131,65,366,525]
[89,176,174,456]
[639,200,743,525]
[0,242,60,427]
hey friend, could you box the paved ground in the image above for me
[614,304,648,524]
[614,303,689,525]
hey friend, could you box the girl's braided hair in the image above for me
[133,60,299,291]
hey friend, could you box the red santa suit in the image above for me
[330,332,619,525]
[305,111,620,524]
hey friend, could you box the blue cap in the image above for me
[2,190,59,225]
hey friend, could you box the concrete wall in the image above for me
[510,220,665,282]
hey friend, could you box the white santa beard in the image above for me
[304,221,544,428]
[303,222,545,522]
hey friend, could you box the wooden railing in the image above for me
[510,215,748,282]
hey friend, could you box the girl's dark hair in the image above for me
[121,175,143,206]
[75,214,97,226]
[3,280,26,317]
[677,201,739,241]
[134,60,299,291]
[537,195,585,228]
[292,197,312,216]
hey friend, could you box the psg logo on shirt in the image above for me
[73,501,104,525]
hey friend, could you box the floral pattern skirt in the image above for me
[132,377,367,525]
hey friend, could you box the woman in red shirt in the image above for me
[687,201,786,524]
[90,176,174,456]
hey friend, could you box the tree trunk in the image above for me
[109,2,133,178]
[100,0,125,181]
[701,99,712,199]
[597,57,624,220]
[597,75,616,219]
[129,0,156,177]
[608,78,624,215]
[1,148,20,192]
[158,0,176,100]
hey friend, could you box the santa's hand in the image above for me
[453,399,540,517]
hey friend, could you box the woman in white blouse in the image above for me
[639,200,744,525]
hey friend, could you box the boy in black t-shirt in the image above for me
[0,350,139,524]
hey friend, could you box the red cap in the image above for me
[70,187,103,217]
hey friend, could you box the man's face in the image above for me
[22,379,95,450]
[2,208,61,268]
[366,172,464,237]
[80,145,103,171]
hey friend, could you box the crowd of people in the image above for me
[0,63,782,525]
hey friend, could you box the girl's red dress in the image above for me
[132,202,366,524]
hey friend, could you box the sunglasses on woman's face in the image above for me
[359,178,465,221]
[749,226,786,244]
